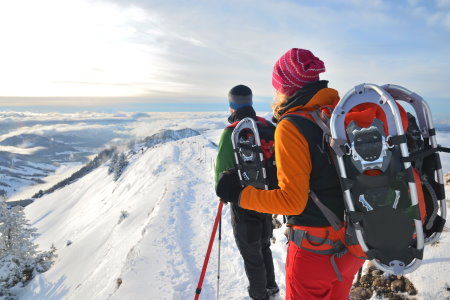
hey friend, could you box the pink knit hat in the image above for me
[272,48,326,96]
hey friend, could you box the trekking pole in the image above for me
[194,201,224,300]
[216,214,222,300]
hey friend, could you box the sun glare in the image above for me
[0,0,165,98]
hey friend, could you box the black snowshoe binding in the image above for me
[329,83,448,275]
[232,117,269,190]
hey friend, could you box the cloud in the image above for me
[0,146,46,155]
[407,0,450,30]
[443,12,450,29]
[0,0,174,97]
[0,111,137,122]
[0,0,449,108]
[103,0,403,98]
[408,0,421,6]
[0,123,117,143]
[437,0,450,8]
[0,111,153,147]
[0,110,230,153]
[0,110,227,145]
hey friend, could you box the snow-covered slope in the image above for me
[18,128,450,300]
[19,131,287,300]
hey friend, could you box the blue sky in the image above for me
[0,0,449,117]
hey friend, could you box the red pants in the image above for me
[285,241,364,300]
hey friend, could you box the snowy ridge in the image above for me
[143,128,201,148]
[19,132,288,300]
[18,128,450,300]
[0,133,92,200]
[19,135,210,299]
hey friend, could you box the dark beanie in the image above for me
[228,85,253,110]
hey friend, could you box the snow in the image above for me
[15,129,286,300]
[7,163,83,202]
[7,116,449,300]
[405,221,450,299]
[437,131,450,174]
[0,165,46,177]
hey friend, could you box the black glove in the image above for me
[216,169,244,204]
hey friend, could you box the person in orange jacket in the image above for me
[216,48,365,300]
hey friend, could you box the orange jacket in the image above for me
[239,88,340,215]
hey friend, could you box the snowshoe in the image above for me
[382,84,447,245]
[231,117,269,190]
[328,83,447,275]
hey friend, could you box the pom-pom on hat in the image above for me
[272,48,325,96]
[228,84,253,110]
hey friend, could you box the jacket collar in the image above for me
[276,82,340,121]
[228,106,257,124]
[277,80,329,116]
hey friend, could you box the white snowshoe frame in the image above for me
[330,83,446,275]
[383,84,447,245]
[231,117,269,190]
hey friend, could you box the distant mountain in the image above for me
[49,133,107,147]
[49,132,126,148]
[0,134,92,200]
[0,134,78,152]
[10,128,204,202]
[144,128,201,147]
[31,147,115,200]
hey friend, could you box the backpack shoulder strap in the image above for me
[309,191,343,232]
[279,111,317,136]
[280,109,331,133]
[309,110,331,136]
[226,121,239,130]
[255,116,268,125]
[282,110,349,157]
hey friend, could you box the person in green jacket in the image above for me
[215,84,278,300]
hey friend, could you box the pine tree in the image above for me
[108,152,119,175]
[113,153,128,181]
[34,244,57,274]
[0,201,57,297]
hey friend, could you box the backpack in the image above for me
[230,116,278,190]
[286,83,449,275]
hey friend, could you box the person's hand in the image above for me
[215,169,244,204]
